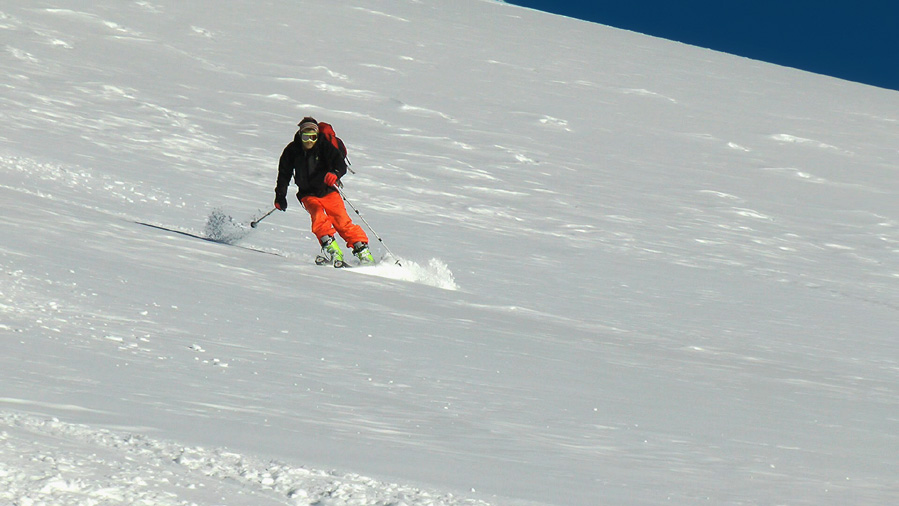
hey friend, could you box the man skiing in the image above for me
[275,117,374,265]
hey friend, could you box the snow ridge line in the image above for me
[0,412,492,506]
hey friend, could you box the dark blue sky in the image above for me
[503,1,899,92]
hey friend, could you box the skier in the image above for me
[274,117,374,265]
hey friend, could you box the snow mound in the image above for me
[355,257,459,290]
[0,412,490,506]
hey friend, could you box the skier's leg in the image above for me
[319,192,368,248]
[300,195,337,242]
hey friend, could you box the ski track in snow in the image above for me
[0,153,459,291]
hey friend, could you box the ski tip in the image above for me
[316,255,350,268]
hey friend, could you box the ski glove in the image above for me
[274,193,288,211]
[324,172,338,187]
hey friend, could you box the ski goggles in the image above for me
[301,132,318,142]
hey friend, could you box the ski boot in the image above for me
[353,242,375,265]
[316,236,347,267]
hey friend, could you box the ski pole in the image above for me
[250,208,276,228]
[336,186,401,266]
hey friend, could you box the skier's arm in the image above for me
[275,145,295,196]
[274,145,295,210]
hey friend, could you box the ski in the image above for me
[315,255,351,268]
[138,221,378,269]
[136,222,283,257]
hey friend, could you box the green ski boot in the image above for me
[316,236,346,266]
[353,242,375,265]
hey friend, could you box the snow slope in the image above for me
[2,1,898,505]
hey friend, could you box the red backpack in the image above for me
[317,122,350,166]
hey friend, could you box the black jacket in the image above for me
[276,132,348,199]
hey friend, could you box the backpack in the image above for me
[317,122,351,167]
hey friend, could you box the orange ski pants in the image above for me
[300,192,368,248]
